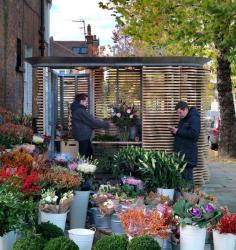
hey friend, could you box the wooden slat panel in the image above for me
[57,75,89,130]
[142,66,209,185]
[36,67,45,134]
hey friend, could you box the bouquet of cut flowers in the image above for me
[39,188,74,213]
[39,165,82,192]
[108,102,138,128]
[91,191,119,216]
[215,211,236,235]
[33,134,51,154]
[68,155,98,190]
[119,204,173,239]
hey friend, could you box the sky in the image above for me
[50,0,117,47]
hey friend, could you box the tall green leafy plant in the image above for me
[112,146,146,178]
[139,150,187,189]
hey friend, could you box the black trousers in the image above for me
[79,139,93,158]
[182,164,195,190]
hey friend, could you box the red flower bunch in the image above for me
[216,213,236,235]
[0,166,41,194]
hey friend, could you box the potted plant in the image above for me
[0,180,36,249]
[213,212,236,250]
[128,236,161,250]
[172,198,223,250]
[35,222,64,241]
[139,150,187,199]
[44,236,79,250]
[13,234,45,250]
[39,188,74,231]
[93,235,128,250]
[113,146,146,178]
[68,155,98,229]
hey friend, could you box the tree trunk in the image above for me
[217,49,236,158]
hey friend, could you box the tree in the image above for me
[99,0,236,158]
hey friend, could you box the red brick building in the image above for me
[0,0,51,115]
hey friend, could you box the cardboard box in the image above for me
[60,139,78,159]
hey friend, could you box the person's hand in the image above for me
[169,126,178,134]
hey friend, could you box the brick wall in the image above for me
[0,0,47,115]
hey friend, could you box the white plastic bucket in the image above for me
[40,211,68,231]
[68,228,95,250]
[180,225,206,250]
[213,230,236,250]
[0,231,17,250]
[157,188,175,200]
[70,190,90,229]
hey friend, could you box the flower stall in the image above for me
[26,56,210,185]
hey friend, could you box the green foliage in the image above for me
[0,134,21,149]
[0,179,37,236]
[43,236,79,250]
[139,151,187,189]
[127,236,161,250]
[36,222,64,241]
[172,199,223,228]
[99,0,236,60]
[93,235,128,250]
[13,235,45,250]
[113,146,146,178]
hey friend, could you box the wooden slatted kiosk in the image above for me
[27,56,210,185]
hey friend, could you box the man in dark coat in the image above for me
[169,101,201,184]
[71,93,109,158]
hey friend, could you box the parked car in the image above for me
[207,119,220,150]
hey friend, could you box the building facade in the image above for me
[0,0,51,115]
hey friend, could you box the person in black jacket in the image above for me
[71,93,109,158]
[169,101,201,185]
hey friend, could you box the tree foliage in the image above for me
[99,0,236,157]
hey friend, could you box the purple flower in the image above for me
[204,203,215,213]
[189,207,202,218]
[68,162,77,171]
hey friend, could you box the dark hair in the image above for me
[175,101,189,111]
[75,93,88,102]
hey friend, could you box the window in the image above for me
[72,47,88,54]
[23,46,33,114]
[16,38,23,72]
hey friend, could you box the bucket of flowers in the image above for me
[213,211,236,250]
[172,191,223,250]
[119,203,173,248]
[108,102,139,141]
[67,155,98,229]
[39,188,74,231]
[90,184,120,229]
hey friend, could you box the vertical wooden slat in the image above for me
[142,66,209,185]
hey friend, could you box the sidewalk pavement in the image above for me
[202,158,236,213]
[203,155,236,250]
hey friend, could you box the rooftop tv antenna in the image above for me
[72,19,86,40]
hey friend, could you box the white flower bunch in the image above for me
[103,199,115,209]
[77,163,96,174]
[32,134,44,144]
[40,188,58,205]
[60,190,74,202]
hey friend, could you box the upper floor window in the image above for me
[72,47,88,54]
